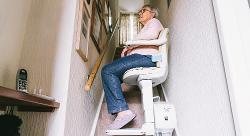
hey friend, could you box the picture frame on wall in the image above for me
[86,0,91,5]
[90,1,101,53]
[103,0,109,33]
[96,0,102,14]
[167,0,171,7]
[75,0,90,62]
[84,0,92,16]
[108,2,112,32]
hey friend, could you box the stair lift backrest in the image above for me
[123,28,169,87]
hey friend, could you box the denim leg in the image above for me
[101,54,156,114]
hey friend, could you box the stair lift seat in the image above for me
[106,28,178,136]
[123,28,169,87]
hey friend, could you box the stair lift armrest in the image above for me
[124,38,167,46]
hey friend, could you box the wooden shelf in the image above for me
[0,86,60,112]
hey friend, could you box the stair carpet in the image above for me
[95,47,144,136]
[95,84,144,136]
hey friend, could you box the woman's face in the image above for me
[138,7,155,25]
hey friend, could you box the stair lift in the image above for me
[106,28,180,136]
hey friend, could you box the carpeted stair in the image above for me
[95,47,144,136]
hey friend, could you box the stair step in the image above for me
[95,47,143,136]
[95,84,144,136]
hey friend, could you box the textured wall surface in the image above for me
[0,0,117,135]
[165,0,236,136]
[0,0,31,89]
[64,38,114,136]
[64,0,118,135]
[16,0,77,135]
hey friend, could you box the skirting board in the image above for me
[89,91,104,136]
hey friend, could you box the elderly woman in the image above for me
[101,5,163,129]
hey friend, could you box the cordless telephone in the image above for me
[16,69,28,92]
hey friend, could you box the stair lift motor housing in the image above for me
[154,102,177,136]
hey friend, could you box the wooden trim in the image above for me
[90,0,101,53]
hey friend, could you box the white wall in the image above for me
[165,0,236,136]
[212,0,250,135]
[0,0,31,89]
[64,0,118,135]
[119,0,144,13]
[0,0,117,135]
[16,0,76,135]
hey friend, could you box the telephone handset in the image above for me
[16,69,28,92]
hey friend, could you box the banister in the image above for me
[85,18,120,91]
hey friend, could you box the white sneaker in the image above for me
[107,110,136,130]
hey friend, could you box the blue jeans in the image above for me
[101,54,156,114]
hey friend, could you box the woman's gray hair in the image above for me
[142,4,159,18]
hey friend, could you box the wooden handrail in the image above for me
[85,18,120,91]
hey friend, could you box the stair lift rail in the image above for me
[106,28,180,136]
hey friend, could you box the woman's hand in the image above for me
[121,47,129,57]
[121,46,139,57]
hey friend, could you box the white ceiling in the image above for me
[119,0,144,13]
